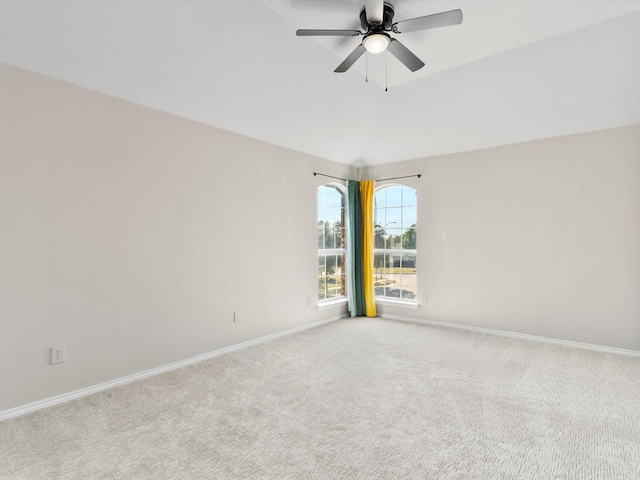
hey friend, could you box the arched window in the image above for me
[373,185,417,302]
[317,184,346,302]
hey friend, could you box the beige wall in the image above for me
[364,125,640,350]
[2,61,639,413]
[0,63,352,411]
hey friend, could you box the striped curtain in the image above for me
[345,180,377,318]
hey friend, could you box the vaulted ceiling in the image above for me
[1,1,640,166]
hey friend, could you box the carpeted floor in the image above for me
[1,318,639,479]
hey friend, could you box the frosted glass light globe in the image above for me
[363,33,390,54]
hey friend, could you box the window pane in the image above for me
[318,256,327,300]
[401,254,416,269]
[374,253,389,297]
[385,186,402,207]
[402,226,417,250]
[399,254,417,300]
[374,208,383,229]
[318,280,326,300]
[327,274,341,298]
[320,205,329,223]
[387,228,401,249]
[333,209,341,227]
[319,185,330,204]
[327,185,335,204]
[328,228,337,249]
[401,206,417,229]
[384,253,394,270]
[325,254,338,275]
[402,186,417,206]
[374,253,385,274]
[325,254,344,299]
[333,225,343,249]
[318,253,346,300]
[374,226,385,248]
[385,207,401,230]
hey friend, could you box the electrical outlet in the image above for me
[307,296,313,307]
[51,345,65,365]
[422,294,428,304]
[234,311,240,323]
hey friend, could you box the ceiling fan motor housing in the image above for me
[360,2,395,31]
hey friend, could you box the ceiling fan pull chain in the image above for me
[385,50,388,92]
[366,51,368,82]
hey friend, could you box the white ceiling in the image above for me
[1,0,640,166]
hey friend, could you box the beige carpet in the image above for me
[1,318,639,479]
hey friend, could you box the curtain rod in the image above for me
[375,174,421,182]
[313,172,421,182]
[313,172,348,182]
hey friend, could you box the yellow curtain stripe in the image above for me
[360,180,377,318]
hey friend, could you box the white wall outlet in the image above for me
[308,296,313,307]
[422,294,428,304]
[51,345,65,365]
[234,311,240,323]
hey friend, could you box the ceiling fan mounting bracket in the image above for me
[360,2,395,32]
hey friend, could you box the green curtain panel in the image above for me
[346,180,365,317]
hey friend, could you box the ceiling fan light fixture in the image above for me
[363,33,390,54]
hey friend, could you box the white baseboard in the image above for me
[0,315,346,422]
[381,314,640,358]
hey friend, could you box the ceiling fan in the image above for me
[296,0,463,73]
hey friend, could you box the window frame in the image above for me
[373,183,417,306]
[317,183,347,306]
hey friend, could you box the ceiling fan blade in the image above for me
[364,0,384,25]
[334,44,366,73]
[296,29,362,36]
[387,39,425,72]
[393,9,463,34]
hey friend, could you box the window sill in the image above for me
[317,298,348,311]
[375,298,419,310]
